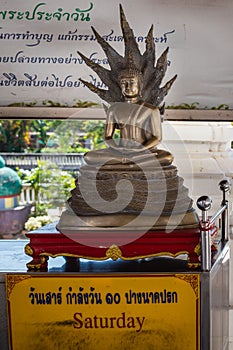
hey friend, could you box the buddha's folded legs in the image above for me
[84,147,173,168]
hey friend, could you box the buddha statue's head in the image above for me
[118,67,143,102]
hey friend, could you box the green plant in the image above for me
[210,104,229,110]
[166,102,230,110]
[42,99,99,108]
[38,162,75,215]
[166,102,200,109]
[35,203,48,216]
[81,120,106,149]
[17,161,75,216]
[42,119,107,153]
[0,120,30,152]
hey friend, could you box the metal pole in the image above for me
[219,179,231,242]
[197,196,212,271]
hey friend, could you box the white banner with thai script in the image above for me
[0,0,233,108]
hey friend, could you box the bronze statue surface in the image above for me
[57,4,198,232]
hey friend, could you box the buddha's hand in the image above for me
[112,146,145,156]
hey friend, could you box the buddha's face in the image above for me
[120,76,140,99]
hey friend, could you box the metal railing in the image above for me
[197,179,231,271]
[1,152,84,171]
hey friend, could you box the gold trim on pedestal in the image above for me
[106,245,122,260]
[36,249,191,262]
[194,243,201,257]
[187,262,200,269]
[25,244,33,257]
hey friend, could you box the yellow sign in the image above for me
[7,273,200,350]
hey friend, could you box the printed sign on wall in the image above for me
[1,0,233,108]
[7,273,200,350]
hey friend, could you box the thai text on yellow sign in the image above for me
[7,273,200,350]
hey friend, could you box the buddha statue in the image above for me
[57,5,199,232]
[84,68,173,169]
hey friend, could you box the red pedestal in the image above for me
[24,223,217,271]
